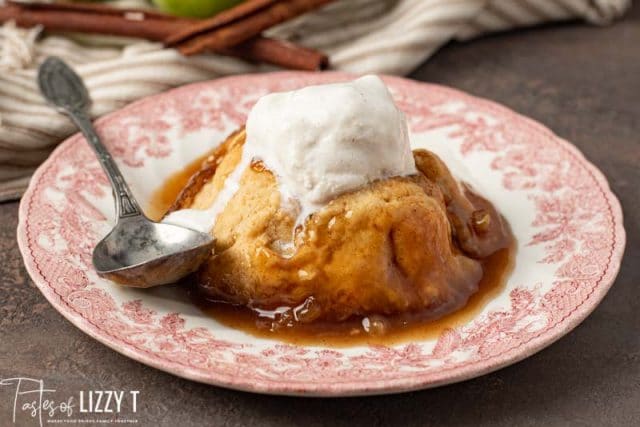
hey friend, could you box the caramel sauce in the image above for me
[188,244,513,347]
[147,149,218,221]
[149,149,516,347]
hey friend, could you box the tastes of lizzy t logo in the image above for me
[0,377,140,426]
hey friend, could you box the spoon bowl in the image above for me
[93,216,213,287]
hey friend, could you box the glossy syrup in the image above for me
[148,150,516,347]
[147,150,218,221]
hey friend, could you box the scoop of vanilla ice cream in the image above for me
[245,75,417,215]
[163,75,418,233]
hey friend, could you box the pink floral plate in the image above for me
[17,72,625,396]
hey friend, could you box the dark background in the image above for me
[1,4,638,427]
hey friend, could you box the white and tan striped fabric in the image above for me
[0,0,631,200]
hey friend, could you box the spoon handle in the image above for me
[38,57,142,220]
[70,110,143,219]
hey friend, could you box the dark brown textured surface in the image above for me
[1,6,638,427]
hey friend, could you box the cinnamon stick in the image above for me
[0,2,328,71]
[2,3,186,40]
[165,0,279,44]
[9,0,174,20]
[222,37,328,70]
[174,0,335,56]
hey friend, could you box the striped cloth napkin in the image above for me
[0,0,630,201]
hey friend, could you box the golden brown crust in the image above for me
[175,129,512,321]
[413,149,512,259]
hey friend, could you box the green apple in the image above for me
[152,0,244,18]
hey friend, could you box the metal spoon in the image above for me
[38,57,214,287]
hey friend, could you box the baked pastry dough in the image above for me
[170,129,512,322]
